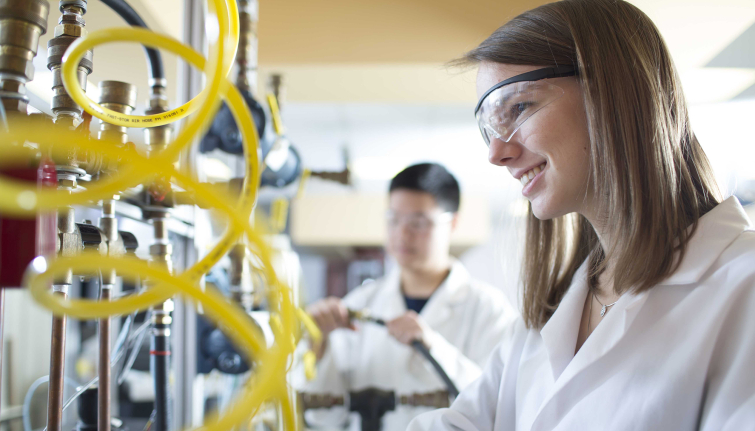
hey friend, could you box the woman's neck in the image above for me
[583,211,621,302]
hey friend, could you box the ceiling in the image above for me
[26,0,755,110]
[257,0,550,64]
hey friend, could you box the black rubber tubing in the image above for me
[365,316,461,398]
[99,0,165,81]
[410,340,460,398]
[150,331,170,431]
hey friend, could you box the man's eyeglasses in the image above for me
[386,211,454,233]
[475,65,577,147]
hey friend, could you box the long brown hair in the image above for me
[458,0,721,328]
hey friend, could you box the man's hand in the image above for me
[386,311,431,348]
[306,297,356,336]
[305,297,355,360]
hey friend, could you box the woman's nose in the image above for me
[488,136,522,166]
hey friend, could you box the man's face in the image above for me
[386,189,455,271]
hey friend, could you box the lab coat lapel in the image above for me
[553,290,647,385]
[373,268,407,321]
[533,275,652,430]
[538,262,589,380]
[419,260,468,329]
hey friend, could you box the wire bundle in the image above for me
[0,0,320,429]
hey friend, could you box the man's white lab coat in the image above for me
[408,196,755,431]
[293,260,517,431]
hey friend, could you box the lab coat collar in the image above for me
[662,196,751,285]
[381,260,470,325]
[539,261,589,380]
[420,260,470,327]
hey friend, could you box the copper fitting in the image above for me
[0,0,50,113]
[46,288,68,431]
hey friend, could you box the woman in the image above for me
[408,0,755,430]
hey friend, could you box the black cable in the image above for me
[410,340,460,398]
[355,313,460,398]
[99,0,165,81]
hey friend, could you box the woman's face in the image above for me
[476,62,594,220]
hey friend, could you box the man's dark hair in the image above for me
[389,163,460,213]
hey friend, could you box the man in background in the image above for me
[294,163,516,430]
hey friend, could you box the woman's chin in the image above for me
[529,200,564,221]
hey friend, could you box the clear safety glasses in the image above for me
[386,211,453,234]
[474,66,577,147]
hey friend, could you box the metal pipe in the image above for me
[95,80,135,431]
[98,284,112,431]
[235,0,258,94]
[149,215,173,431]
[98,203,116,431]
[47,285,69,431]
[0,289,5,418]
[48,195,76,431]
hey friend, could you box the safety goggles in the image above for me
[386,211,453,233]
[474,65,577,146]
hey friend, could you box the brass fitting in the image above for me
[47,1,93,125]
[58,177,77,189]
[98,80,137,175]
[53,22,87,38]
[148,216,173,274]
[229,243,255,311]
[144,82,173,156]
[0,0,50,113]
[98,80,137,144]
[151,298,174,325]
[148,243,173,258]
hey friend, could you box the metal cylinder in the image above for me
[144,84,173,156]
[0,289,5,418]
[0,0,49,113]
[98,80,137,144]
[268,73,284,111]
[98,284,112,431]
[147,214,173,431]
[47,288,68,431]
[150,325,171,431]
[100,200,118,244]
[47,2,93,125]
[235,0,258,93]
[229,244,254,311]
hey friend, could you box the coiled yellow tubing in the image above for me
[0,0,321,428]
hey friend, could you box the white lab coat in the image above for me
[408,196,755,431]
[292,260,517,431]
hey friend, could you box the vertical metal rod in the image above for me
[48,200,75,431]
[47,286,69,431]
[150,216,172,431]
[99,284,112,431]
[0,288,5,419]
